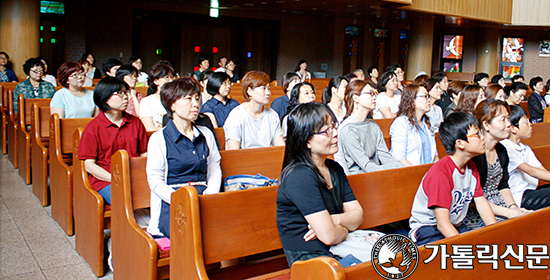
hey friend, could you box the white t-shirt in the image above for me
[373,92,401,119]
[140,95,166,129]
[223,104,283,149]
[50,88,96,118]
[327,102,347,124]
[500,139,541,207]
[425,104,443,133]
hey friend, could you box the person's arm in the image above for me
[378,107,397,119]
[517,162,550,181]
[204,112,219,128]
[473,196,497,226]
[304,210,349,245]
[528,95,544,118]
[273,135,285,146]
[203,128,222,194]
[485,192,529,218]
[50,107,65,118]
[141,117,157,131]
[84,159,111,182]
[434,207,459,238]
[226,139,241,150]
[272,112,285,146]
[330,200,363,231]
[499,188,532,213]
[146,133,174,203]
[130,90,141,116]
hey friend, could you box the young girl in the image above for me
[390,84,438,166]
[281,82,316,137]
[200,72,239,128]
[501,105,550,210]
[463,100,530,230]
[336,80,403,174]
[373,71,400,119]
[425,78,444,133]
[140,64,175,130]
[276,102,363,266]
[322,76,348,123]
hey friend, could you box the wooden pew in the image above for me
[17,96,51,184]
[521,122,550,148]
[214,127,225,150]
[310,78,330,93]
[49,114,92,236]
[520,101,530,119]
[111,146,285,280]
[6,89,19,167]
[31,105,51,206]
[446,72,475,83]
[0,82,18,154]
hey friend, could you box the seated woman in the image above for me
[322,76,348,123]
[77,77,149,204]
[336,80,403,174]
[281,82,316,137]
[146,78,221,238]
[116,65,143,117]
[200,72,239,128]
[455,84,486,114]
[80,52,101,79]
[198,70,213,105]
[224,71,284,150]
[425,78,444,133]
[527,76,546,123]
[463,99,530,230]
[433,71,451,112]
[386,64,405,95]
[501,105,550,210]
[367,66,378,86]
[504,82,528,106]
[0,52,17,82]
[271,72,300,121]
[443,80,466,117]
[474,72,490,89]
[276,102,363,266]
[484,83,505,101]
[491,74,506,88]
[36,56,57,86]
[50,61,99,118]
[390,84,438,166]
[225,58,240,83]
[78,58,94,87]
[140,63,175,131]
[295,59,311,82]
[373,71,400,119]
[129,56,148,87]
[193,57,210,81]
[13,58,55,112]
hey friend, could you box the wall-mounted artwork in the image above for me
[443,62,461,73]
[540,41,550,57]
[502,37,524,63]
[442,35,463,59]
[503,66,522,79]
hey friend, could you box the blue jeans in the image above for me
[284,249,341,267]
[98,184,112,205]
[413,224,472,246]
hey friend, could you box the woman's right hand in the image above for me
[303,224,318,242]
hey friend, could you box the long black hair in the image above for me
[281,102,336,189]
[322,76,347,104]
[284,82,315,118]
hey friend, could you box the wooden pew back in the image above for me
[19,96,51,127]
[219,146,284,180]
[31,106,51,206]
[446,72,475,83]
[521,122,550,148]
[214,127,225,150]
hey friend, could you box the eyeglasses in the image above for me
[69,71,85,79]
[31,69,44,75]
[112,91,129,98]
[362,89,378,96]
[314,123,338,137]
[466,130,483,138]
[416,94,431,101]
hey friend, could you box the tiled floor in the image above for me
[0,154,113,279]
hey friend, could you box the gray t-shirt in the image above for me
[223,104,283,149]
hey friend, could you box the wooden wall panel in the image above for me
[402,0,513,24]
[512,0,550,26]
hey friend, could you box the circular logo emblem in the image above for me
[371,234,419,280]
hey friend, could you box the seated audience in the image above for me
[425,78,444,133]
[198,70,213,105]
[80,52,101,79]
[102,58,122,77]
[146,78,221,238]
[281,82,316,137]
[14,58,55,112]
[193,57,210,81]
[491,74,506,87]
[129,56,148,87]
[225,58,240,83]
[224,71,284,149]
[50,61,98,118]
[367,65,379,86]
[141,63,175,130]
[352,69,365,80]
[504,82,528,106]
[512,75,525,83]
[336,80,403,174]
[271,72,300,121]
[214,56,227,72]
[295,59,311,82]
[78,58,94,87]
[443,80,466,117]
[501,105,550,210]
[463,100,529,230]
[528,76,546,123]
[276,102,363,266]
[200,72,239,128]
[77,77,149,205]
[474,72,490,88]
[36,56,57,86]
[390,84,438,166]
[485,83,505,101]
[0,52,17,82]
[455,84,486,114]
[373,71,400,119]
[409,112,497,246]
[116,65,143,117]
[386,64,405,94]
[433,71,451,111]
[322,76,349,123]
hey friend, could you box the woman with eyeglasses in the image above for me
[116,65,143,117]
[373,71,400,119]
[13,58,55,113]
[200,72,239,128]
[389,84,438,166]
[77,77,149,205]
[425,78,444,133]
[50,61,99,118]
[141,63,175,131]
[335,80,403,175]
[462,99,530,230]
[276,102,363,267]
[225,58,240,83]
[0,52,18,82]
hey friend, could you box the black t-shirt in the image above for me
[276,160,357,254]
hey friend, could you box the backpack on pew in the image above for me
[223,174,278,192]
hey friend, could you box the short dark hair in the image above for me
[282,72,300,93]
[432,71,447,82]
[322,76,348,104]
[160,77,201,119]
[511,75,524,83]
[509,105,527,128]
[80,52,94,62]
[128,56,141,65]
[115,65,138,80]
[377,71,396,93]
[285,82,315,118]
[102,58,122,76]
[425,78,439,93]
[23,58,44,75]
[206,72,230,96]
[57,61,84,88]
[218,56,227,63]
[93,76,129,112]
[241,71,270,101]
[199,70,213,82]
[366,66,377,76]
[198,56,209,66]
[148,63,174,95]
[344,73,357,81]
[294,59,307,72]
[439,112,479,154]
[0,52,9,59]
[491,74,504,84]
[474,72,489,85]
[529,76,543,91]
[386,64,402,73]
[504,82,528,98]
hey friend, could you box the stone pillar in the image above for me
[0,0,41,78]
[406,14,434,80]
[476,28,501,77]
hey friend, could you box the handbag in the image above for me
[223,173,278,192]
